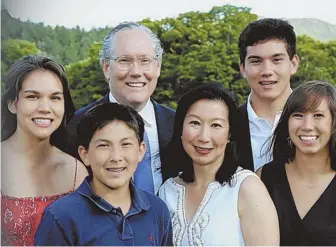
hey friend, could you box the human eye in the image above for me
[250,59,261,65]
[291,113,303,118]
[189,120,200,125]
[118,57,132,64]
[314,113,324,118]
[97,143,108,148]
[26,94,39,100]
[51,95,63,101]
[122,142,133,147]
[140,57,152,64]
[273,58,283,63]
[211,123,223,128]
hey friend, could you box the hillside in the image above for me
[2,6,335,109]
[257,16,336,41]
[2,8,336,66]
[287,18,336,41]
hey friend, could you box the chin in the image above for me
[35,134,53,141]
[108,180,130,190]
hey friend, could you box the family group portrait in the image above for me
[1,0,336,245]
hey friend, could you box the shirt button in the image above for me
[112,209,117,214]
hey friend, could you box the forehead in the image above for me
[91,120,137,141]
[21,70,63,92]
[315,98,330,111]
[113,29,155,56]
[290,95,331,114]
[186,99,229,119]
[246,39,288,58]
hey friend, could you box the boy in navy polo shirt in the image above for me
[34,102,173,246]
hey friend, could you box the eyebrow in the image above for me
[94,137,135,143]
[23,89,63,95]
[94,138,111,143]
[185,114,227,121]
[247,53,287,60]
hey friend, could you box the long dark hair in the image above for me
[269,80,336,171]
[164,83,240,185]
[1,55,75,151]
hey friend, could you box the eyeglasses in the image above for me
[108,55,159,71]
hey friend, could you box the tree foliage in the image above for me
[2,6,336,109]
[1,39,40,90]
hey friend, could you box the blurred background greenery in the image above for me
[2,5,336,109]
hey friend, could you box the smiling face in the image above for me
[8,70,65,141]
[79,121,145,193]
[289,98,333,157]
[181,99,230,169]
[240,39,299,103]
[102,29,161,111]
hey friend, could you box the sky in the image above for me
[2,0,336,30]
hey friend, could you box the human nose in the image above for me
[198,126,211,142]
[129,60,142,76]
[37,98,52,113]
[109,146,123,163]
[301,115,314,131]
[260,60,274,77]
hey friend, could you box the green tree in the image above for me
[292,35,336,87]
[1,39,40,89]
[66,42,107,109]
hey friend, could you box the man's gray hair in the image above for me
[99,22,164,65]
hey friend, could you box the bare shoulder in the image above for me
[1,139,15,159]
[238,174,274,216]
[53,147,88,187]
[239,175,267,199]
[237,172,279,245]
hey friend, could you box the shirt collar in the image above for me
[77,176,150,212]
[108,92,154,127]
[246,89,293,122]
[246,93,260,122]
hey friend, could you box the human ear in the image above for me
[78,145,90,167]
[102,60,111,80]
[138,141,146,163]
[239,63,246,78]
[7,101,17,114]
[290,54,299,75]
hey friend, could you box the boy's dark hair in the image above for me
[77,102,144,150]
[268,80,336,171]
[1,55,75,151]
[238,18,297,65]
[163,83,240,185]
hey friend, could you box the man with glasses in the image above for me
[67,22,175,194]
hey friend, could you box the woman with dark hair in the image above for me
[1,56,88,246]
[258,80,336,245]
[159,84,279,246]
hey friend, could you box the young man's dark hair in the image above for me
[77,102,145,149]
[238,18,297,65]
[35,102,173,246]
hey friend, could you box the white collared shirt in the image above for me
[109,93,162,194]
[247,94,282,171]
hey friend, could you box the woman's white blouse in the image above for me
[159,168,257,246]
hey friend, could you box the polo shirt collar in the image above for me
[77,177,150,212]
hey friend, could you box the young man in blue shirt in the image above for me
[34,102,173,246]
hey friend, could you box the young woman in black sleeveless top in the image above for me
[258,80,336,246]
